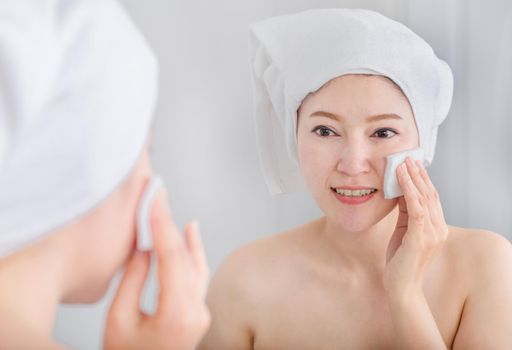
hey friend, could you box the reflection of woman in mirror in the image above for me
[0,1,209,348]
[199,9,512,349]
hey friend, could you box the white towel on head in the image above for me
[0,0,158,256]
[249,8,454,195]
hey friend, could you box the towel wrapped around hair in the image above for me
[249,8,454,194]
[0,0,158,256]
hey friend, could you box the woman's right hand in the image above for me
[104,190,211,350]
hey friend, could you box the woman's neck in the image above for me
[318,205,399,281]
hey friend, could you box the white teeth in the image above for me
[335,188,376,197]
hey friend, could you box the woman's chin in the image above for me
[329,217,376,234]
[61,279,111,304]
[324,201,397,233]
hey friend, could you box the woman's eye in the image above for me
[312,126,337,137]
[373,128,398,138]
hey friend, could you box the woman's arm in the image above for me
[452,232,512,349]
[197,249,255,350]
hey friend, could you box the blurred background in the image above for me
[54,0,512,348]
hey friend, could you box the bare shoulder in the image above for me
[199,222,315,349]
[445,228,512,348]
[210,220,313,295]
[206,219,319,314]
[446,225,511,256]
[444,225,512,281]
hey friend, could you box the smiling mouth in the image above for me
[330,187,378,197]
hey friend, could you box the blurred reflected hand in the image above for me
[104,191,210,350]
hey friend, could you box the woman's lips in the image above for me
[332,188,378,205]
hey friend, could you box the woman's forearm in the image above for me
[387,291,447,350]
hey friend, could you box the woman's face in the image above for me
[297,74,419,233]
[65,148,153,303]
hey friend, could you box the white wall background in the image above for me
[54,0,512,348]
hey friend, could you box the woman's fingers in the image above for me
[149,189,210,322]
[184,221,208,273]
[108,250,151,327]
[400,158,449,249]
[386,197,408,262]
[404,158,432,223]
[149,190,190,315]
[416,162,445,219]
[397,161,425,234]
[406,159,440,217]
[106,185,211,350]
[412,160,448,241]
[405,158,430,200]
[183,221,209,296]
[385,158,449,297]
[416,160,438,197]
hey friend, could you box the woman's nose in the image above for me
[335,143,372,176]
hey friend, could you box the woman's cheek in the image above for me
[299,141,337,188]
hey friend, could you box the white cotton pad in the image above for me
[383,148,425,199]
[136,175,164,251]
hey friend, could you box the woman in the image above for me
[0,0,209,348]
[199,9,512,349]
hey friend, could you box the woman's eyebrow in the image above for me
[367,113,403,122]
[310,111,403,122]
